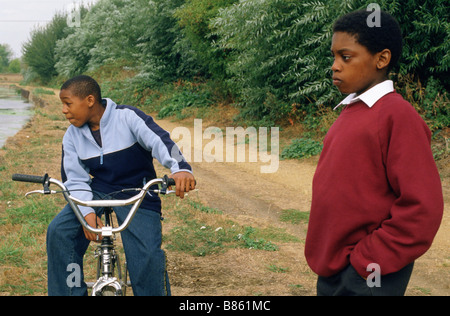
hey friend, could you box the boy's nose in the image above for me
[331,60,340,72]
[62,105,69,114]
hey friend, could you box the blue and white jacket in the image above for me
[61,98,192,216]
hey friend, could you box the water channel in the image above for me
[0,86,33,148]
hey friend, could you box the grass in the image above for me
[32,88,55,96]
[0,86,65,295]
[0,241,25,266]
[162,196,300,257]
[267,264,290,273]
[279,209,310,225]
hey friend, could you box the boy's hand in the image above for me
[170,171,196,199]
[83,213,103,242]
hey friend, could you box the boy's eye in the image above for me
[342,55,351,61]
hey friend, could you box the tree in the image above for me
[22,13,70,83]
[0,44,13,73]
[211,0,358,122]
[8,59,21,73]
[211,0,449,123]
[174,0,239,79]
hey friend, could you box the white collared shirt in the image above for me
[333,80,394,110]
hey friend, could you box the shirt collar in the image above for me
[333,80,394,110]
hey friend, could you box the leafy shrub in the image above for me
[55,0,131,78]
[0,44,15,73]
[382,0,449,87]
[212,0,449,126]
[396,74,449,134]
[174,0,238,80]
[281,138,323,159]
[22,13,73,83]
[157,83,213,119]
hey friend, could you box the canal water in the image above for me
[0,86,33,148]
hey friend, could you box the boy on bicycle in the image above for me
[47,75,196,295]
[305,10,443,295]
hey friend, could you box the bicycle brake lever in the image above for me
[25,189,57,197]
[150,189,176,195]
[153,189,198,196]
[43,174,51,194]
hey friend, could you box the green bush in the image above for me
[281,138,323,159]
[22,14,71,83]
[0,44,18,73]
[7,59,21,73]
[174,0,238,80]
[157,85,213,119]
[212,0,449,125]
[384,0,449,85]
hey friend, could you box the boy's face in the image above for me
[331,32,389,95]
[60,89,95,128]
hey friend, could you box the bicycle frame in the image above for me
[12,173,176,296]
[90,206,126,296]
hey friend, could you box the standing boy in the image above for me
[47,75,196,295]
[305,10,443,296]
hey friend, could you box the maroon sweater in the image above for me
[305,92,443,278]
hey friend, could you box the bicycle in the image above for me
[12,173,177,296]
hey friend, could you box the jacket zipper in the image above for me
[86,129,104,165]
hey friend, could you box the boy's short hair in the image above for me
[333,10,403,72]
[61,75,102,103]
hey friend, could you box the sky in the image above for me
[0,0,98,58]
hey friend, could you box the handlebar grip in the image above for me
[167,178,176,186]
[12,173,48,184]
[165,178,196,187]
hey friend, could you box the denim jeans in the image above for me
[46,192,171,296]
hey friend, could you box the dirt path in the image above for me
[155,117,449,296]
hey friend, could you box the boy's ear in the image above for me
[86,94,96,107]
[376,49,391,71]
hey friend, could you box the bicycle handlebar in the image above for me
[12,173,49,184]
[12,173,177,237]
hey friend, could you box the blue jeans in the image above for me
[46,192,171,296]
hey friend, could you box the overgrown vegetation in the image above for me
[281,138,323,160]
[0,44,20,74]
[19,0,449,161]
